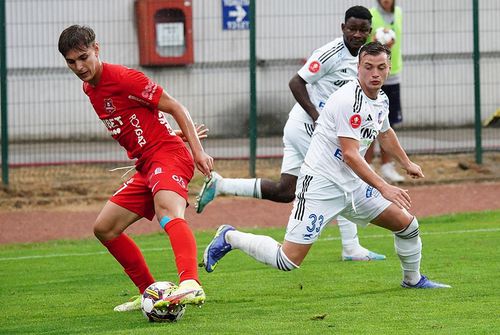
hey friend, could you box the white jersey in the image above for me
[302,80,390,192]
[289,37,359,123]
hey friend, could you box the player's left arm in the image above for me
[377,128,424,179]
[340,136,412,209]
[340,137,388,191]
[157,91,213,177]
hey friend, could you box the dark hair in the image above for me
[377,0,395,13]
[58,25,96,56]
[345,5,372,23]
[358,41,391,61]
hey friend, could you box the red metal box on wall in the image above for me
[135,0,193,66]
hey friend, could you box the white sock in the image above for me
[218,178,262,198]
[394,217,422,285]
[337,216,362,254]
[226,230,298,271]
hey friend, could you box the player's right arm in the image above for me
[289,74,319,122]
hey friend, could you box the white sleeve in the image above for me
[297,48,340,84]
[380,96,391,132]
[334,95,361,141]
[380,114,391,133]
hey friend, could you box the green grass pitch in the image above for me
[1,211,499,334]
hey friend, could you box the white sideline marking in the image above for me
[0,227,498,262]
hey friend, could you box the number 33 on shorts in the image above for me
[303,214,325,241]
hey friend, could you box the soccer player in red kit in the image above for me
[58,25,213,312]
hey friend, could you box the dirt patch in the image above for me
[1,152,499,211]
[0,153,499,244]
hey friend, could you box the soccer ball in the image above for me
[375,27,396,47]
[141,281,186,322]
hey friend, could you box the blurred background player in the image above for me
[365,0,405,182]
[58,25,213,312]
[203,42,451,290]
[197,6,386,261]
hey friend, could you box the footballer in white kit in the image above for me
[286,80,392,244]
[203,42,451,290]
[283,36,358,175]
[197,6,386,262]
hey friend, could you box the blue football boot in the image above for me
[203,225,235,273]
[401,275,451,289]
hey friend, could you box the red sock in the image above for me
[102,233,155,293]
[163,218,200,284]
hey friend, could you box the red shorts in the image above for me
[110,146,194,220]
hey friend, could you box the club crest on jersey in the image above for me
[308,61,320,73]
[350,114,362,129]
[104,98,116,114]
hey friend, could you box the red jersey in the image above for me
[83,63,184,165]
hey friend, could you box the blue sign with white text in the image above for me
[222,0,249,30]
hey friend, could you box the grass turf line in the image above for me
[0,210,498,334]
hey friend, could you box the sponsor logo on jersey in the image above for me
[129,114,147,147]
[172,174,187,190]
[360,127,379,141]
[366,114,373,122]
[308,61,320,73]
[333,148,344,161]
[102,116,124,137]
[104,98,116,114]
[158,112,177,136]
[109,128,121,136]
[128,94,151,106]
[340,68,347,73]
[350,114,362,129]
[142,80,158,101]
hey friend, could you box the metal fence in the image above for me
[1,0,499,183]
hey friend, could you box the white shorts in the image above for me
[284,173,392,244]
[281,118,315,176]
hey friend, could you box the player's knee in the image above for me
[154,202,184,222]
[93,225,108,242]
[276,246,300,271]
[393,217,421,255]
[392,213,415,232]
[93,218,120,242]
[155,211,183,226]
[394,217,419,238]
